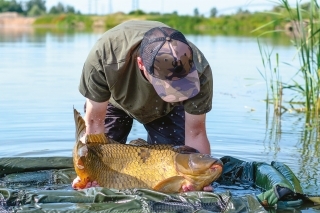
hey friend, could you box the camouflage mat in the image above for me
[0,157,319,213]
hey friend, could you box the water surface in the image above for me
[0,26,319,212]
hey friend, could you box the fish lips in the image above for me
[175,153,223,176]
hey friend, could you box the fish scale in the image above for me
[72,108,223,193]
[84,143,179,189]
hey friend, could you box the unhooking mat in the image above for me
[0,156,319,213]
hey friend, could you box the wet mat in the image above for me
[0,156,319,213]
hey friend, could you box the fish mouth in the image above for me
[210,163,223,173]
[208,159,223,175]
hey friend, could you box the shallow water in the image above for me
[0,26,319,212]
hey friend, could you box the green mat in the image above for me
[0,156,319,213]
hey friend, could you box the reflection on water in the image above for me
[0,27,319,211]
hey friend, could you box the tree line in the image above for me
[0,0,79,16]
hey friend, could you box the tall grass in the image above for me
[257,42,283,115]
[285,0,320,113]
[257,0,320,114]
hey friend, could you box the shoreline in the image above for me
[0,12,35,26]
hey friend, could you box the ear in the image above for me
[137,57,151,82]
[137,57,145,70]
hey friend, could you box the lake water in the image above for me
[0,26,319,212]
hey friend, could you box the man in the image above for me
[73,20,213,191]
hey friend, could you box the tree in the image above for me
[25,0,46,14]
[48,2,76,14]
[49,2,64,14]
[210,7,217,18]
[0,0,23,13]
[194,8,199,17]
[65,5,75,13]
[27,4,44,16]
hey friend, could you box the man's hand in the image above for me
[203,185,213,192]
[72,176,100,189]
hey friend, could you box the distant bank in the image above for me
[0,12,35,26]
[0,11,300,38]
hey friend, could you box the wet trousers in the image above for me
[86,103,185,145]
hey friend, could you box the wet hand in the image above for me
[203,185,213,192]
[72,176,100,189]
[85,180,100,188]
[181,184,213,192]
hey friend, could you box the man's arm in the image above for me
[72,98,108,189]
[185,112,213,192]
[84,98,109,134]
[184,112,211,154]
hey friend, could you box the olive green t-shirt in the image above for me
[79,20,213,124]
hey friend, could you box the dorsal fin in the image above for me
[73,108,118,144]
[172,145,200,154]
[73,108,86,142]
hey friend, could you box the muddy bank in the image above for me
[0,12,35,26]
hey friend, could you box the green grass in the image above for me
[34,14,93,29]
[31,11,293,38]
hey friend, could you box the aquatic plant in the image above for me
[257,0,320,114]
[257,42,283,115]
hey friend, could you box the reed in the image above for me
[257,0,320,114]
[257,41,284,115]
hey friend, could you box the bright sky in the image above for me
[45,0,303,16]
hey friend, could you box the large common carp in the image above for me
[72,109,223,193]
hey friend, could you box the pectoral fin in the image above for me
[153,176,186,193]
[76,157,85,169]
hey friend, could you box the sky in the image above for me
[45,0,305,16]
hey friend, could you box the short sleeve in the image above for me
[78,51,111,102]
[183,64,213,115]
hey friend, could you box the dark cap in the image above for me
[140,27,200,102]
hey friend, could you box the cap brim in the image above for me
[149,65,200,102]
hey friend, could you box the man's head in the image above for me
[138,27,200,103]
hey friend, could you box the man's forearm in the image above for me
[185,134,211,154]
[184,112,211,154]
[84,99,108,134]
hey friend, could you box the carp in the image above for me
[72,109,223,193]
